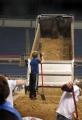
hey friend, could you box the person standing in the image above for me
[24,58,31,94]
[5,75,25,106]
[29,51,41,100]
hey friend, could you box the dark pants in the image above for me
[24,85,29,94]
[29,73,36,98]
[35,73,39,90]
[56,114,71,120]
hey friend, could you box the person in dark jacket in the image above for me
[29,51,41,100]
[0,75,22,120]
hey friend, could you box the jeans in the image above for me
[56,114,71,120]
[29,73,36,98]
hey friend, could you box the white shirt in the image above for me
[26,58,31,85]
[6,80,16,106]
[56,85,80,119]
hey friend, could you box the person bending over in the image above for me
[56,80,82,120]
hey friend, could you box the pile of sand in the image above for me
[41,37,72,60]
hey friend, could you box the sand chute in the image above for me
[38,15,73,61]
[29,14,74,87]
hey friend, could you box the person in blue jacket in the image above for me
[29,51,42,100]
[0,75,22,120]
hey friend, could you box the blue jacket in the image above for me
[0,101,22,120]
[30,58,41,74]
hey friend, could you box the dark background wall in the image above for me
[74,29,82,57]
[0,27,35,56]
[0,0,82,20]
[0,27,35,77]
[0,27,26,55]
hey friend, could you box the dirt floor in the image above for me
[14,87,82,120]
